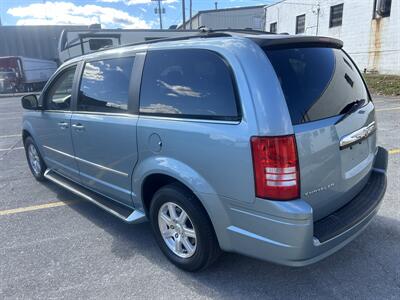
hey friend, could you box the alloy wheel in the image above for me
[158,202,197,258]
[28,144,41,176]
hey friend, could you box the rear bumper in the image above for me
[223,147,388,266]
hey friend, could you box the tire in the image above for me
[24,136,46,181]
[149,183,221,272]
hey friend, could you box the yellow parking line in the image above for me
[376,107,400,112]
[389,149,400,155]
[0,200,77,216]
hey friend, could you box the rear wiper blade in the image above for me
[335,99,366,124]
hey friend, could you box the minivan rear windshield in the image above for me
[264,47,369,125]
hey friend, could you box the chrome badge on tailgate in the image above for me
[339,122,376,150]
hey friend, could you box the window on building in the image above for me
[139,49,240,120]
[374,0,392,18]
[78,57,134,113]
[270,22,277,33]
[296,14,306,34]
[329,4,344,28]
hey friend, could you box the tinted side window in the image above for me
[46,66,76,111]
[139,49,239,120]
[78,57,134,113]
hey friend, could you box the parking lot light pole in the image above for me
[152,0,164,29]
[189,0,193,30]
[182,0,186,30]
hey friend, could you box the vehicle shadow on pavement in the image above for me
[45,182,400,298]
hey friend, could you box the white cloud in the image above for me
[158,80,202,98]
[96,0,122,3]
[97,0,177,5]
[7,1,151,29]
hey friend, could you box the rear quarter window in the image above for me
[139,49,240,120]
[264,47,369,124]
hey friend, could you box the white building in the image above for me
[265,0,400,75]
[178,5,266,31]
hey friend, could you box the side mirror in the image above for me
[21,94,40,110]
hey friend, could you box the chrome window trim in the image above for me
[72,111,138,118]
[47,110,237,123]
[52,110,235,122]
[339,121,376,150]
[44,110,73,113]
[43,145,128,177]
[139,115,241,125]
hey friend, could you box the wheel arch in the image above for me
[22,120,38,144]
[141,173,183,216]
[133,157,232,250]
[21,122,45,161]
[134,156,217,208]
[22,129,31,143]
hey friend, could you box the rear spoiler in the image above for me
[251,36,344,50]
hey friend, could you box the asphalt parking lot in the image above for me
[0,95,399,299]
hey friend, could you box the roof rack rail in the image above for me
[84,28,279,56]
[203,28,276,35]
[88,30,232,55]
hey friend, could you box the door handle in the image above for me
[72,123,85,131]
[57,122,69,129]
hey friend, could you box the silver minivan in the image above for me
[21,31,388,271]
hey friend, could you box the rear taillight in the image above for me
[251,135,300,200]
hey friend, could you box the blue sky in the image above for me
[0,0,278,29]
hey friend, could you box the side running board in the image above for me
[44,169,146,224]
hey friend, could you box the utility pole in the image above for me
[215,2,218,10]
[182,0,186,30]
[152,0,165,29]
[42,0,49,21]
[315,2,320,36]
[189,0,193,30]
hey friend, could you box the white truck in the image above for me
[0,56,57,93]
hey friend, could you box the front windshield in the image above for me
[0,69,16,79]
